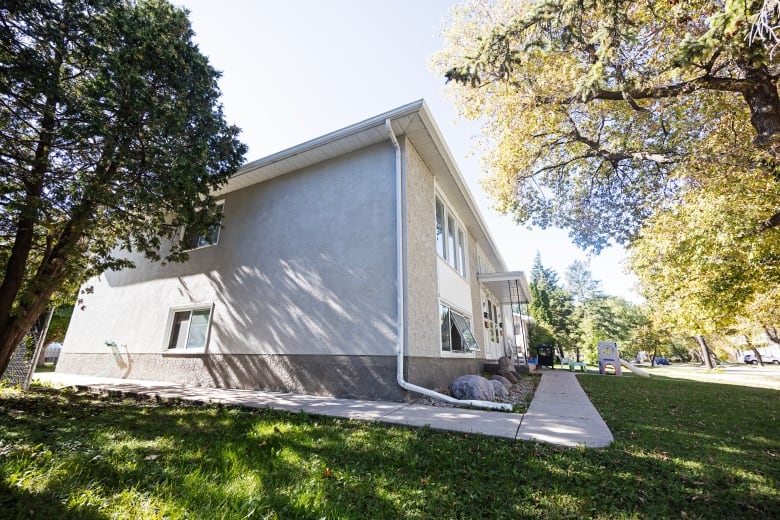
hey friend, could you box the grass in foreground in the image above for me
[0,378,777,519]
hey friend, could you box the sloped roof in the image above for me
[214,99,507,272]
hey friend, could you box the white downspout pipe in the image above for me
[386,118,511,412]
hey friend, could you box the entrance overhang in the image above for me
[477,271,531,305]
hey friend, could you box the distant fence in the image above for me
[0,308,54,389]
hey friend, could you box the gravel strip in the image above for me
[411,374,539,410]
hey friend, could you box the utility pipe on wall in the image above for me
[385,118,511,412]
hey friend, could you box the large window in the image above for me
[457,228,466,277]
[476,249,490,274]
[182,202,224,250]
[166,304,213,350]
[440,303,479,353]
[435,195,467,277]
[435,198,446,257]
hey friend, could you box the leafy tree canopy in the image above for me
[434,0,780,251]
[0,0,247,374]
[628,167,780,334]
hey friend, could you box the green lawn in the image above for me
[0,377,777,519]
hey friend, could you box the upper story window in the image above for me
[435,195,467,277]
[457,228,466,276]
[435,198,446,257]
[477,249,491,275]
[182,202,224,250]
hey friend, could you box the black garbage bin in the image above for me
[537,344,554,368]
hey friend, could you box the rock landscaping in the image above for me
[413,363,538,411]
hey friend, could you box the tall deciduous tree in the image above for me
[628,168,780,367]
[0,0,247,375]
[434,0,780,251]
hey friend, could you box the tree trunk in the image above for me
[752,347,765,366]
[694,335,714,370]
[0,319,32,377]
[0,219,79,375]
[740,64,780,230]
[741,65,780,148]
[0,287,56,376]
[0,70,61,376]
[743,335,763,366]
[763,324,780,345]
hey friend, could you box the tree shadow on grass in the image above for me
[2,385,779,518]
[1,388,406,519]
[0,480,107,520]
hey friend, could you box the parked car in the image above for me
[653,357,670,365]
[743,353,780,365]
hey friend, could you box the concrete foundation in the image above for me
[55,350,487,402]
[56,352,405,401]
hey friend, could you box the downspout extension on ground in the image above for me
[386,118,511,412]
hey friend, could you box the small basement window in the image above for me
[166,304,213,350]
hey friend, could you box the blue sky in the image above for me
[176,0,639,301]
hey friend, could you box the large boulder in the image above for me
[450,375,495,401]
[492,375,513,389]
[498,356,514,371]
[496,369,519,384]
[490,379,509,400]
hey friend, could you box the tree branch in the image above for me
[760,209,780,230]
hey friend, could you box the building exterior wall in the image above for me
[401,139,484,391]
[468,234,486,352]
[56,352,402,400]
[59,142,404,400]
[402,138,439,362]
[58,103,513,402]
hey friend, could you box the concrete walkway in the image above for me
[33,369,613,448]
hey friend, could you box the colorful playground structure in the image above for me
[598,341,650,377]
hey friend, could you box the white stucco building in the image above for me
[59,100,530,401]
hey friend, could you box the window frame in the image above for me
[163,302,214,353]
[439,301,479,354]
[434,193,468,279]
[435,197,446,258]
[181,201,225,251]
[457,227,467,277]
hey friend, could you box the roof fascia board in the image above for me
[231,99,424,182]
